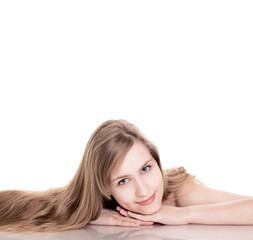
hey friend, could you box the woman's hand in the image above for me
[89,208,154,227]
[116,205,190,225]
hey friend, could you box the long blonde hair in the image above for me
[0,119,190,232]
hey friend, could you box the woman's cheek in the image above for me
[149,168,163,188]
[113,186,135,207]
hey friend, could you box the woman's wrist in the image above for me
[182,206,193,224]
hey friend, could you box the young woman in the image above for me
[0,119,252,232]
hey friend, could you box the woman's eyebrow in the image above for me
[111,159,153,182]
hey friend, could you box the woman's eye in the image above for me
[118,178,128,185]
[141,165,151,173]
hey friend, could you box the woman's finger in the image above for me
[139,221,154,226]
[115,212,154,226]
[116,206,128,217]
[117,220,140,226]
[116,206,155,224]
[119,214,153,226]
[127,211,155,222]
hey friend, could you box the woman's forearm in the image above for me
[186,198,253,225]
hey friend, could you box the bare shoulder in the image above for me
[174,176,252,207]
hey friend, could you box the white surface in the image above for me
[1,224,253,240]
[0,1,253,197]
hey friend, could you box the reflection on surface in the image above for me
[1,224,253,240]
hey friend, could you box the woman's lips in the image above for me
[136,193,156,205]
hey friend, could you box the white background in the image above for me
[0,1,252,196]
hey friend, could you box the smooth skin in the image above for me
[117,178,253,225]
[90,141,253,226]
[89,208,154,226]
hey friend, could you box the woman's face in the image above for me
[110,141,164,214]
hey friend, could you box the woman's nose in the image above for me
[135,178,149,197]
